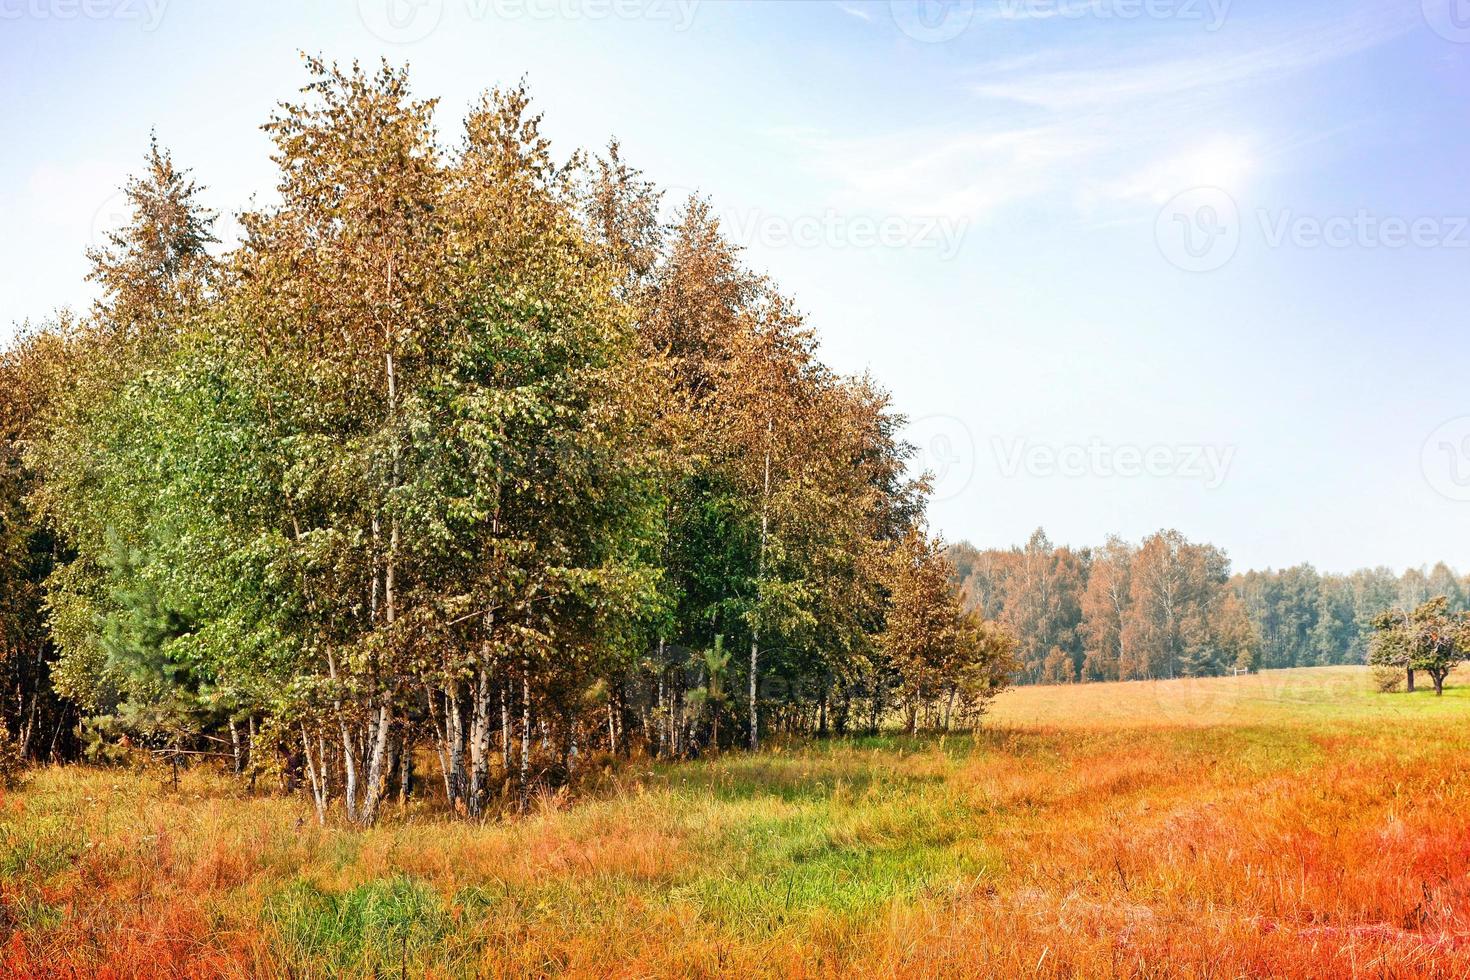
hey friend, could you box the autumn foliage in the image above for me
[0,58,1010,823]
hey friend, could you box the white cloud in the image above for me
[1081,135,1257,210]
[800,1,1412,226]
[969,4,1418,111]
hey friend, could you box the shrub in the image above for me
[1372,665,1404,693]
[0,729,24,788]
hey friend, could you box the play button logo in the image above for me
[359,0,444,44]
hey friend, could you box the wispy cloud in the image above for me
[805,1,1415,225]
[968,3,1420,110]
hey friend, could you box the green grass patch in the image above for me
[262,875,457,977]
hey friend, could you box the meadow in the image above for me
[5,666,1470,978]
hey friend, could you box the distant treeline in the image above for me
[950,529,1465,684]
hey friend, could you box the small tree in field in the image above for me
[1369,609,1413,691]
[687,635,730,750]
[945,611,1016,730]
[881,529,1015,733]
[1369,597,1470,696]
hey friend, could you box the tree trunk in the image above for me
[328,647,359,823]
[356,320,403,830]
[657,647,667,758]
[248,716,258,793]
[229,717,243,776]
[301,726,327,825]
[339,721,359,824]
[447,685,466,811]
[359,700,393,825]
[750,420,772,752]
[500,681,511,772]
[398,730,412,804]
[427,685,452,804]
[18,692,36,758]
[382,723,400,805]
[519,664,532,811]
[672,672,683,758]
[1407,668,1416,692]
[468,663,493,816]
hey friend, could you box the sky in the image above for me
[2,0,1469,575]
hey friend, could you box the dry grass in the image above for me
[5,666,1470,977]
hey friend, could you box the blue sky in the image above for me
[3,0,1468,574]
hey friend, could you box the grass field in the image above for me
[6,666,1470,977]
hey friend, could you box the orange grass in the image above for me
[4,666,1470,977]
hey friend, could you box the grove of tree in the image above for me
[0,59,1014,822]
